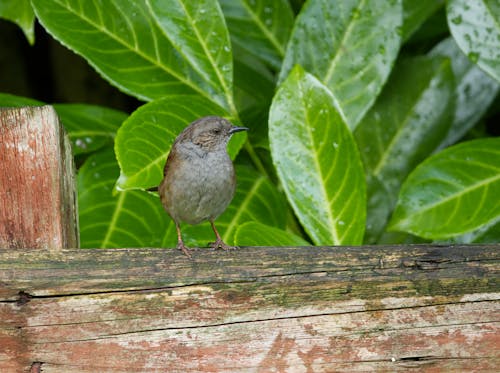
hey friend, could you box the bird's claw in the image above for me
[209,239,236,251]
[177,242,193,259]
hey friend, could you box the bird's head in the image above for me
[183,116,248,152]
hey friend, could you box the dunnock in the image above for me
[159,116,248,258]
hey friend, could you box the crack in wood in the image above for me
[398,355,436,361]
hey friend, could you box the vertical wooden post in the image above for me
[0,106,78,250]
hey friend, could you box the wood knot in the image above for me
[17,291,32,306]
[30,362,44,373]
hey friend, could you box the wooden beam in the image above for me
[0,106,78,250]
[0,245,498,371]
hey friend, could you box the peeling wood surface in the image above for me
[0,245,498,372]
[0,106,78,250]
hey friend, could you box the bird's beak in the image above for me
[229,126,249,135]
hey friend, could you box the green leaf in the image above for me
[181,164,288,247]
[405,7,449,45]
[279,0,402,129]
[78,148,176,248]
[269,66,366,245]
[219,0,294,69]
[402,0,444,41]
[31,0,234,111]
[146,0,235,113]
[53,104,126,155]
[355,56,454,242]
[233,46,275,113]
[0,0,35,44]
[355,56,455,197]
[115,95,241,191]
[447,0,500,83]
[0,93,42,106]
[363,174,392,244]
[389,138,500,240]
[430,37,499,148]
[234,222,309,246]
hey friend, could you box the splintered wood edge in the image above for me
[0,106,78,250]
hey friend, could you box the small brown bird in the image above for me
[159,116,248,258]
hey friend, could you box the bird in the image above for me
[159,116,248,258]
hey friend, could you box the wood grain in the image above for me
[0,245,498,372]
[0,106,78,250]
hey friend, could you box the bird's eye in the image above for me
[212,129,221,134]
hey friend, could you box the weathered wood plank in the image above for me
[0,245,497,297]
[0,106,78,250]
[0,245,498,371]
[2,299,498,372]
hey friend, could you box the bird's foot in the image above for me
[177,241,193,259]
[209,238,236,251]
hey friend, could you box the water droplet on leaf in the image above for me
[75,139,86,149]
[468,52,479,63]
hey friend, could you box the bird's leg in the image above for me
[175,222,192,258]
[209,221,234,251]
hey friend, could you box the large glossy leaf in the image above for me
[355,56,455,197]
[0,94,126,155]
[219,0,294,69]
[235,222,309,246]
[115,95,243,191]
[146,0,236,113]
[279,0,402,129]
[389,138,500,239]
[447,0,500,83]
[181,164,288,247]
[430,38,499,148]
[232,46,275,113]
[402,0,444,41]
[79,148,176,248]
[355,56,454,242]
[0,0,35,44]
[269,66,366,245]
[31,0,234,112]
